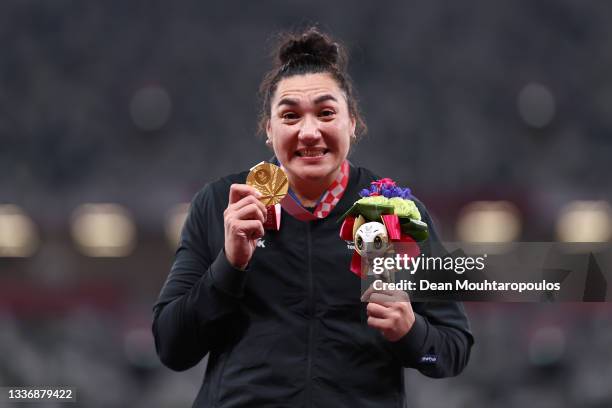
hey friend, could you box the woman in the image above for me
[153,28,473,407]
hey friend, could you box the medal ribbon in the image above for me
[264,160,350,229]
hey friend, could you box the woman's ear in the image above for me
[265,119,273,146]
[350,116,357,142]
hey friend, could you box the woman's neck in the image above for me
[289,167,340,208]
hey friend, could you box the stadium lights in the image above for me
[71,203,136,257]
[0,204,39,257]
[456,201,522,243]
[165,203,190,250]
[556,201,612,243]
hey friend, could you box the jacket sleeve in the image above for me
[388,199,474,378]
[152,184,247,371]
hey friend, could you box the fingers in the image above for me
[229,184,262,205]
[367,293,395,307]
[366,302,390,318]
[232,203,266,224]
[365,290,415,342]
[230,194,267,215]
[360,285,395,302]
[228,219,265,241]
[366,302,408,333]
[226,184,267,223]
[367,316,394,332]
[370,291,409,304]
[372,288,406,298]
[360,285,375,302]
[361,285,409,303]
[223,184,268,270]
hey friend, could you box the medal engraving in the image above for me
[247,162,288,206]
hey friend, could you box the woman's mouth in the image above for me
[295,148,329,158]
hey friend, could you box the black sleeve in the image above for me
[152,184,247,371]
[388,199,474,377]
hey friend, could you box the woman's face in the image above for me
[266,73,356,186]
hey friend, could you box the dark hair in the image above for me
[258,27,366,138]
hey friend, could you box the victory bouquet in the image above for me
[338,178,428,279]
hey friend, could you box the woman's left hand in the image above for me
[364,289,415,342]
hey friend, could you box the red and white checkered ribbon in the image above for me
[313,160,350,218]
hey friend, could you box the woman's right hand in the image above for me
[224,184,268,270]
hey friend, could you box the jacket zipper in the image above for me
[305,222,314,407]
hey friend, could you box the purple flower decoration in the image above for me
[359,179,415,200]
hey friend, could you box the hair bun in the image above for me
[259,27,366,138]
[278,27,341,68]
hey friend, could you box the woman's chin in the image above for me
[282,154,342,182]
[292,164,337,182]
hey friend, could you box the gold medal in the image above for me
[246,161,288,206]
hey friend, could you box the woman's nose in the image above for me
[298,115,321,143]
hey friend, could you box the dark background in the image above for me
[1,1,611,407]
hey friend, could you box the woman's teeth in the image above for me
[297,149,327,157]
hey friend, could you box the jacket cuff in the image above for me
[389,313,429,366]
[210,249,248,298]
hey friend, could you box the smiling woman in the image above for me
[266,73,353,206]
[153,27,474,408]
[259,28,366,207]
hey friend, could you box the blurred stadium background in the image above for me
[1,1,612,407]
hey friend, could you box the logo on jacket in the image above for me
[420,354,438,364]
[256,239,266,248]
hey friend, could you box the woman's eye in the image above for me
[282,112,299,120]
[319,109,335,118]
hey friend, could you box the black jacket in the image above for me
[153,163,474,407]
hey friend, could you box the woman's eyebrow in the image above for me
[276,94,338,108]
[313,94,337,104]
[276,97,299,108]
